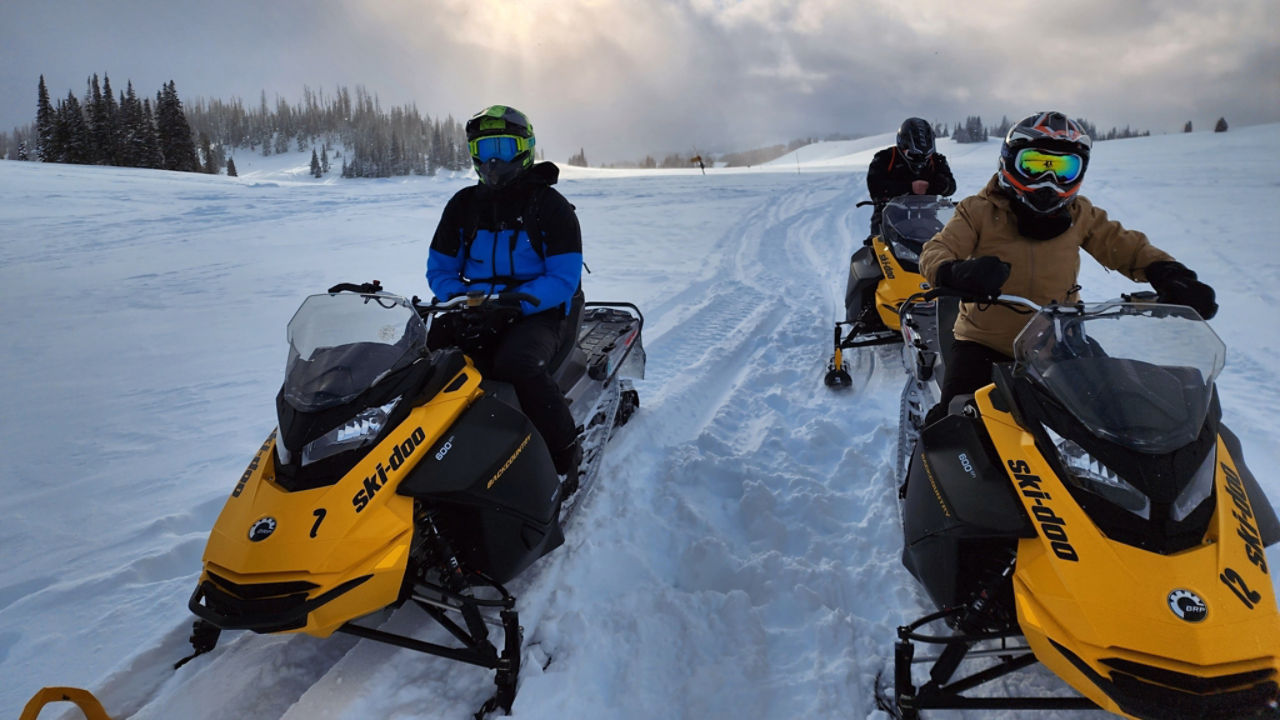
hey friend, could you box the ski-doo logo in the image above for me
[232,431,277,498]
[1008,459,1079,562]
[1222,462,1268,574]
[352,427,427,513]
[1167,589,1208,622]
[877,252,896,279]
[248,516,277,541]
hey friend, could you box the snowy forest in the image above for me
[1,76,473,179]
[0,75,1233,176]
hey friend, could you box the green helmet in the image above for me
[465,105,536,187]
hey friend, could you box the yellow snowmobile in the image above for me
[826,195,955,388]
[885,290,1280,719]
[181,282,644,716]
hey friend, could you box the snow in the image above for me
[2,124,1280,719]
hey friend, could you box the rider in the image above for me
[866,117,957,240]
[919,110,1218,419]
[426,105,584,481]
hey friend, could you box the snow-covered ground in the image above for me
[2,125,1279,719]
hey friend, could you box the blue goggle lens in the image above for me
[472,136,523,163]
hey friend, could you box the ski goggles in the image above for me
[469,134,532,163]
[1015,148,1084,183]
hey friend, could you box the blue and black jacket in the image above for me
[427,162,582,315]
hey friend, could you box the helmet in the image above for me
[998,111,1092,214]
[465,105,536,187]
[896,117,936,173]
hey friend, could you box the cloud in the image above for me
[2,0,1276,163]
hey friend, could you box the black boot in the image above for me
[552,439,583,496]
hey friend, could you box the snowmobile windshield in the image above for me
[882,195,954,247]
[881,195,954,267]
[1013,301,1225,454]
[282,292,428,412]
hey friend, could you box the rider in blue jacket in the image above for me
[427,105,584,480]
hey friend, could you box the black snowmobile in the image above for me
[181,282,644,716]
[825,195,955,388]
[884,289,1280,719]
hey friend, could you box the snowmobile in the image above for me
[884,289,1280,719]
[825,194,955,388]
[181,282,644,716]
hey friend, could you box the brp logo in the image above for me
[249,516,277,542]
[1168,589,1208,623]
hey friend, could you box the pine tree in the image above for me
[226,157,238,176]
[36,75,56,161]
[154,81,199,171]
[1214,117,1228,132]
[140,98,165,169]
[311,148,321,177]
[101,75,120,165]
[56,91,91,164]
[320,146,329,174]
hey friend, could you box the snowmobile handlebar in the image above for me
[413,290,540,315]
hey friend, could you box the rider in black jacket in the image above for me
[866,117,957,240]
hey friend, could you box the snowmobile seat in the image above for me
[551,289,587,393]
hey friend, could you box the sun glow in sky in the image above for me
[2,0,1277,163]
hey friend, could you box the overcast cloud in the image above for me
[2,0,1277,163]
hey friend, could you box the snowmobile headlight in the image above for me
[1045,426,1151,519]
[892,243,920,265]
[301,397,401,467]
[1172,445,1216,522]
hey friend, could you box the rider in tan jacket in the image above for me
[919,111,1218,419]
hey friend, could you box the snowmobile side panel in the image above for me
[844,245,883,325]
[901,413,1031,610]
[400,394,564,584]
[975,387,1280,719]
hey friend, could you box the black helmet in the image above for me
[998,111,1092,215]
[896,117,936,173]
[465,105,536,188]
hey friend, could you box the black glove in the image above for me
[327,280,383,294]
[1146,261,1217,320]
[936,256,1011,298]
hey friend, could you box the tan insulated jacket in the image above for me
[919,175,1174,355]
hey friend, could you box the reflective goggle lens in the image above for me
[470,135,527,162]
[1016,148,1083,183]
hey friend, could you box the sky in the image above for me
[3,0,1279,163]
[2,124,1279,718]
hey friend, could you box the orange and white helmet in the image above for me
[998,111,1092,214]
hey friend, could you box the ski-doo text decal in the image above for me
[233,430,277,498]
[1222,462,1268,574]
[1008,459,1079,562]
[352,427,427,512]
[487,434,530,489]
[876,252,896,279]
